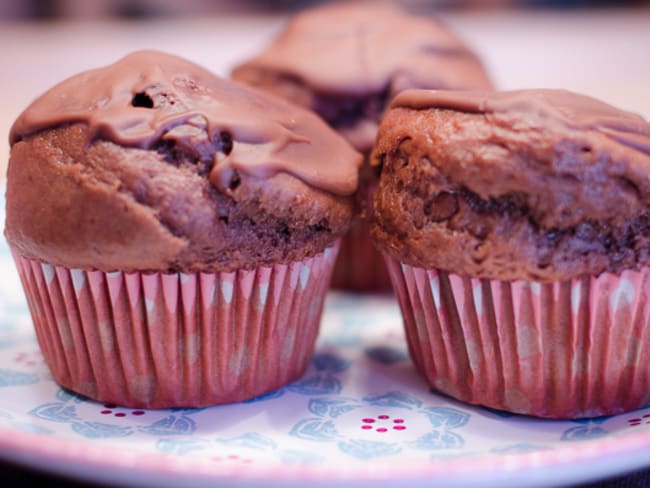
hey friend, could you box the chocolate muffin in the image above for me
[232,1,493,292]
[371,88,650,418]
[6,50,361,408]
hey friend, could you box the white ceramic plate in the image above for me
[1,203,650,488]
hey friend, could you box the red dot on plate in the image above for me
[378,415,389,420]
[393,425,406,431]
[132,410,145,416]
[376,427,388,433]
[629,418,642,423]
[393,419,404,423]
[228,455,239,460]
[361,425,372,430]
[114,412,126,417]
[100,410,112,415]
[643,414,650,418]
[362,418,375,423]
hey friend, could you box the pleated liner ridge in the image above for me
[331,217,391,291]
[12,243,339,408]
[385,255,650,419]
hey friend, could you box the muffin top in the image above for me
[6,50,362,273]
[231,2,492,152]
[371,88,650,281]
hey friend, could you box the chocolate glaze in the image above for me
[10,50,361,196]
[371,89,650,281]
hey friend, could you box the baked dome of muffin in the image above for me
[371,88,650,281]
[232,2,493,153]
[6,50,361,273]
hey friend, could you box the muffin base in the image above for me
[385,255,650,419]
[12,244,338,408]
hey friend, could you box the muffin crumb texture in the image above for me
[371,89,650,281]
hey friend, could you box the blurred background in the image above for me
[1,0,649,19]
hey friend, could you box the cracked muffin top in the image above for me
[6,50,362,273]
[370,88,650,281]
[231,2,493,153]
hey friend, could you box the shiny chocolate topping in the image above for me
[10,50,361,196]
[392,89,650,154]
[234,2,492,96]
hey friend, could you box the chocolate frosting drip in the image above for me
[233,2,492,96]
[10,50,361,196]
[392,89,650,155]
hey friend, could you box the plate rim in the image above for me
[0,412,649,487]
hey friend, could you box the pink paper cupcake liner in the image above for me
[385,255,650,419]
[12,243,339,408]
[330,217,392,292]
[330,170,392,292]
